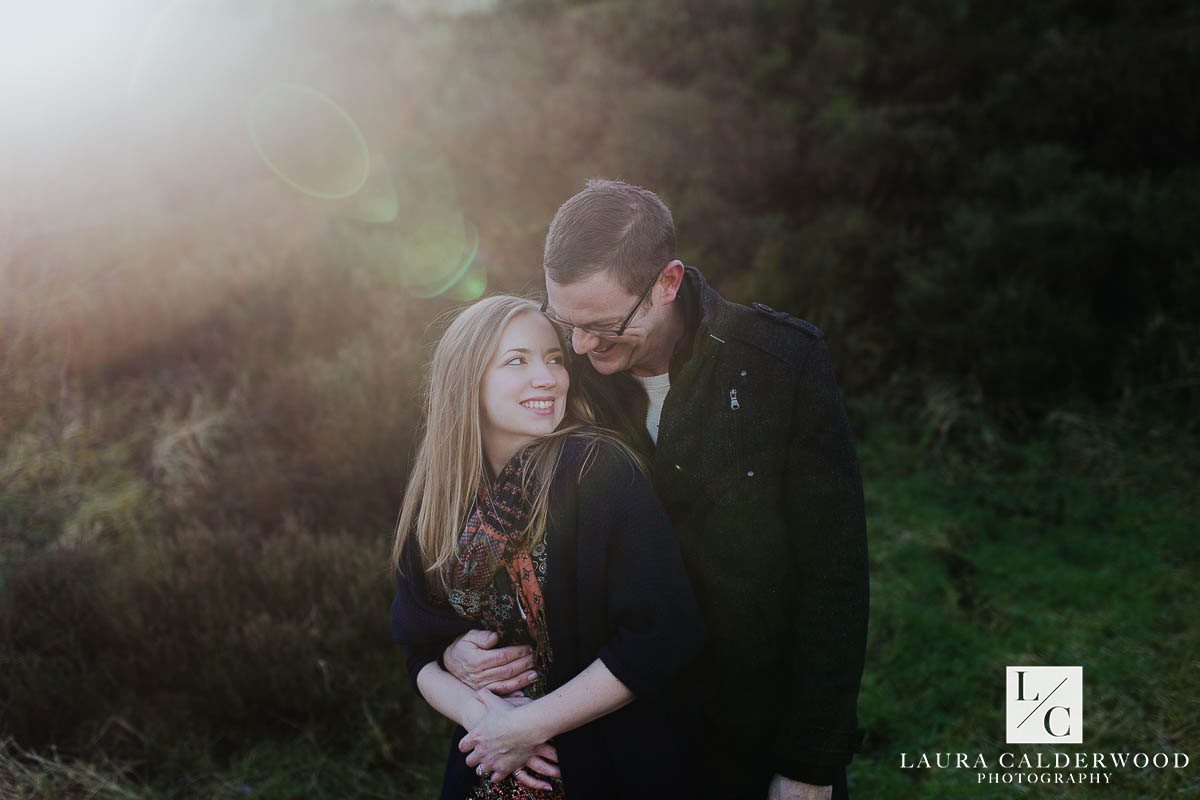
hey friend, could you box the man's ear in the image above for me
[659,260,686,304]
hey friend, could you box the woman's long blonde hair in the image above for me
[390,295,634,594]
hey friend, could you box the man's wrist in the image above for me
[440,636,459,676]
[458,693,486,730]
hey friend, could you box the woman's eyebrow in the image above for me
[501,346,564,358]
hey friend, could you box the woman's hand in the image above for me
[459,689,528,730]
[456,691,559,790]
[459,689,549,785]
[495,693,561,791]
[513,743,560,792]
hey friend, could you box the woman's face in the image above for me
[479,311,569,466]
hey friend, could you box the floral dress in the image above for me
[445,451,565,800]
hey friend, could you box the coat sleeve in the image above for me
[389,539,473,696]
[773,338,869,783]
[577,442,706,698]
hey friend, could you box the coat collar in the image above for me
[671,267,733,373]
[675,267,816,370]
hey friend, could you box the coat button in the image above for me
[740,369,747,377]
[746,469,755,477]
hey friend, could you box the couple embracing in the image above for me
[390,180,868,800]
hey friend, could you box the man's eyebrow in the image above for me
[548,308,620,328]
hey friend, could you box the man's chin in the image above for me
[586,351,625,375]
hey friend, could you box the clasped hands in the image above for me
[448,630,558,792]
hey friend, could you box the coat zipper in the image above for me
[729,386,742,476]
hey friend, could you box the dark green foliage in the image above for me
[567,0,1200,412]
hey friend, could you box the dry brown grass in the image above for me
[0,738,143,800]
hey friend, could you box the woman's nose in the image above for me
[530,362,557,388]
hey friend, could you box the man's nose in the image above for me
[571,327,600,354]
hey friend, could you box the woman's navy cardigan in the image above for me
[391,437,706,800]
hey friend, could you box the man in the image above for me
[443,179,868,799]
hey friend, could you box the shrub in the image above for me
[0,523,431,775]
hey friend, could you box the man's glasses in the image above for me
[541,268,662,340]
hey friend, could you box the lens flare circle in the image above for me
[446,259,488,301]
[248,82,369,200]
[411,220,480,299]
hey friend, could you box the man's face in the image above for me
[544,269,671,376]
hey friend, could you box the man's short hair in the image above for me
[543,178,676,294]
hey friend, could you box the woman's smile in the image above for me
[520,396,557,414]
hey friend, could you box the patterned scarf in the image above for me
[446,449,551,671]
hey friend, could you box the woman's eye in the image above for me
[504,356,525,366]
[547,355,564,365]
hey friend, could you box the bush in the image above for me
[0,524,434,776]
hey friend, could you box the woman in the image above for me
[390,295,704,800]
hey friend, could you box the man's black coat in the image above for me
[582,268,869,795]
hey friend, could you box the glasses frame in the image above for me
[541,268,662,340]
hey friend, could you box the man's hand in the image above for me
[444,629,539,694]
[768,774,832,800]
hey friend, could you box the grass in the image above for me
[2,400,1195,798]
[850,408,1199,798]
[0,734,448,800]
[0,738,144,800]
